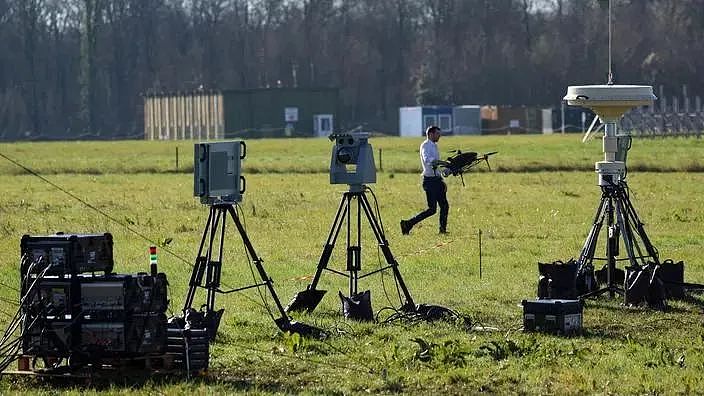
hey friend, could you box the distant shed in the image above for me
[143,87,339,140]
[481,105,543,134]
[452,105,481,135]
[222,87,338,138]
[399,106,453,136]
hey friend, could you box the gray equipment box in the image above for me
[194,141,246,204]
[522,299,583,334]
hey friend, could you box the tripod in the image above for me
[286,187,415,314]
[182,202,298,339]
[577,181,660,299]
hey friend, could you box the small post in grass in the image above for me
[176,147,179,171]
[378,148,383,171]
[479,229,483,279]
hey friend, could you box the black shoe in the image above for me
[400,220,411,235]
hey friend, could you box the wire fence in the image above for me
[622,109,704,138]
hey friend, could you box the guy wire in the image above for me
[0,150,269,312]
[0,151,191,266]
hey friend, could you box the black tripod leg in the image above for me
[348,195,362,296]
[184,206,215,312]
[619,187,660,264]
[226,206,290,325]
[605,196,620,298]
[205,207,227,313]
[286,194,351,313]
[614,195,640,268]
[359,193,416,308]
[577,195,607,273]
[309,193,351,290]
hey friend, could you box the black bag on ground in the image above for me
[576,268,597,296]
[625,266,650,305]
[658,259,685,299]
[537,259,578,299]
[625,264,668,310]
[595,264,625,286]
[339,290,373,321]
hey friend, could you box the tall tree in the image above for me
[79,0,102,135]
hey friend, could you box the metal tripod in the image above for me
[183,203,296,338]
[286,189,415,313]
[577,181,660,299]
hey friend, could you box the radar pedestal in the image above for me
[563,85,660,299]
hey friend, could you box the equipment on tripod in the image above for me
[436,150,497,186]
[562,85,664,305]
[543,84,704,307]
[535,1,704,309]
[329,132,376,190]
[286,133,450,321]
[183,140,320,339]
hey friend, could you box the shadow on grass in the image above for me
[4,369,308,394]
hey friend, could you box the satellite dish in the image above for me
[564,85,656,122]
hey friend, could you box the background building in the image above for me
[144,88,339,140]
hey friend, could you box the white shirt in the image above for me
[420,138,441,177]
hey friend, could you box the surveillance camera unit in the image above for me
[329,132,376,191]
[194,141,246,204]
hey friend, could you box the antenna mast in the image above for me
[607,0,613,84]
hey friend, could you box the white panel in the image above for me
[542,108,553,134]
[399,107,423,137]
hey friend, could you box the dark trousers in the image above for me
[408,176,449,231]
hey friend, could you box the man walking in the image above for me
[400,126,450,235]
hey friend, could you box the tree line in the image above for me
[0,0,702,140]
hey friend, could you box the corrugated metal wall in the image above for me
[143,91,224,140]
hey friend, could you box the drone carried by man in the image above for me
[435,150,498,186]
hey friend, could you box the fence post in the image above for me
[378,148,383,171]
[176,147,179,171]
[479,229,483,279]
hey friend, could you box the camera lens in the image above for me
[336,148,353,164]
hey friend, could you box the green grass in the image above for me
[1,134,703,175]
[1,135,703,394]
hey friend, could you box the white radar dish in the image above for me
[563,85,656,122]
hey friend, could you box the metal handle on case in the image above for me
[240,176,246,194]
[240,141,246,159]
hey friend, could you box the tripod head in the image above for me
[437,150,497,186]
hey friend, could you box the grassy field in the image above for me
[0,134,703,394]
